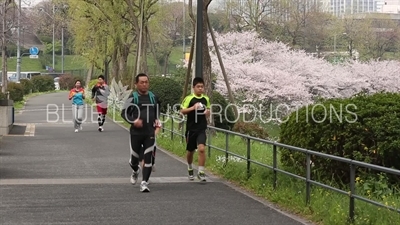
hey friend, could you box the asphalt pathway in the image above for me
[0,92,312,225]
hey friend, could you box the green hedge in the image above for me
[149,76,183,113]
[19,79,33,95]
[0,91,6,100]
[279,92,400,185]
[7,82,24,102]
[31,75,54,92]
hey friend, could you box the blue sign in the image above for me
[29,46,39,55]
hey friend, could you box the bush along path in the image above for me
[1,75,61,111]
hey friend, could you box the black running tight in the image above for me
[129,134,155,182]
[97,114,105,126]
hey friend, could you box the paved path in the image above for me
[0,92,313,225]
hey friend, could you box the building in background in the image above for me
[381,0,400,13]
[320,0,386,16]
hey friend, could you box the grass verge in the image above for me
[103,107,400,225]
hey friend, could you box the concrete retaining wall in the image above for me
[0,100,14,136]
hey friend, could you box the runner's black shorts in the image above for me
[185,130,206,152]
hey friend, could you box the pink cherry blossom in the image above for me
[206,31,400,113]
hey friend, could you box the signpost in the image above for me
[29,46,39,59]
[29,46,39,56]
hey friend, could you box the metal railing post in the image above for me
[247,138,251,179]
[171,116,174,140]
[273,144,277,190]
[207,128,211,158]
[349,164,356,222]
[306,154,311,205]
[225,132,229,166]
[181,118,185,143]
[162,114,165,133]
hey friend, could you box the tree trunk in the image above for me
[206,14,238,118]
[179,30,195,131]
[111,46,119,81]
[163,52,170,75]
[1,5,7,93]
[182,30,195,100]
[140,24,148,75]
[201,4,212,98]
[182,0,197,101]
[201,7,213,126]
[85,63,94,88]
[118,44,129,81]
[146,26,159,75]
[1,38,7,93]
[178,1,197,130]
[132,36,139,88]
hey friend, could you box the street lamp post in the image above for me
[195,0,203,78]
[61,25,64,73]
[136,0,144,75]
[52,5,55,71]
[182,0,185,62]
[16,0,21,81]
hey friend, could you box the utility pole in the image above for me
[52,4,55,71]
[16,0,21,81]
[61,25,64,73]
[136,0,144,75]
[195,0,203,78]
[182,0,185,62]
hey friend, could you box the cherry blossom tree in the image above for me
[207,31,400,115]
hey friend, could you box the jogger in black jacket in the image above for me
[121,73,160,193]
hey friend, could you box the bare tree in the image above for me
[1,0,16,93]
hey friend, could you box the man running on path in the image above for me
[91,75,110,132]
[121,73,160,192]
[180,77,211,182]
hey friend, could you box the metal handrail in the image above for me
[159,113,400,222]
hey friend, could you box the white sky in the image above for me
[21,0,44,8]
[21,0,223,9]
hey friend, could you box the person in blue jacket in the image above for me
[69,80,85,133]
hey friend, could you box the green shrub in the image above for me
[31,75,55,92]
[7,82,24,102]
[149,76,183,113]
[232,121,269,139]
[58,74,85,90]
[279,92,400,185]
[212,91,236,130]
[0,92,6,100]
[19,79,33,95]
